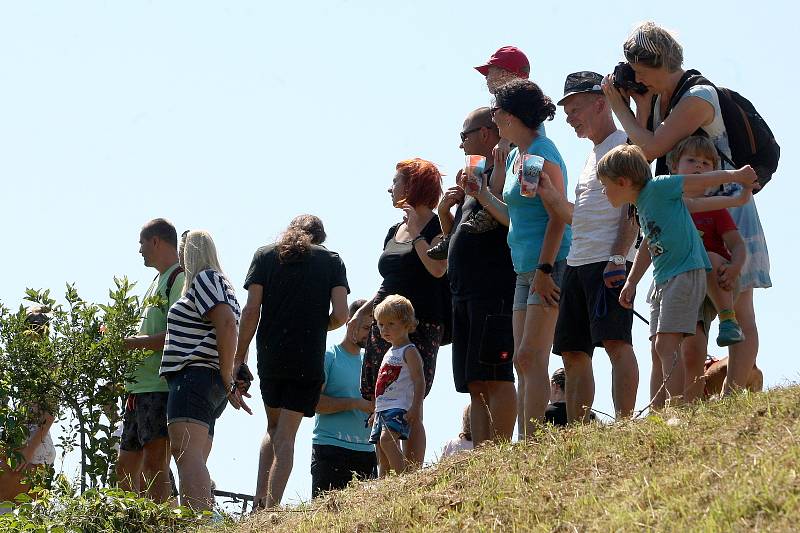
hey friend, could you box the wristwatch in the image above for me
[536,263,554,274]
[608,255,626,266]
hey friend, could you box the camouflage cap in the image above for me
[557,71,604,105]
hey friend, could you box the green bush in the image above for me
[0,475,216,532]
[0,278,153,492]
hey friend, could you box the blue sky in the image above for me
[1,1,796,507]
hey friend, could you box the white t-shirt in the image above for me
[440,437,473,458]
[567,130,636,266]
[374,343,416,412]
[26,424,56,466]
[654,84,733,170]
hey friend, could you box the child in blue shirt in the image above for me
[596,144,758,405]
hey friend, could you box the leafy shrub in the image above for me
[0,278,152,491]
[0,475,217,532]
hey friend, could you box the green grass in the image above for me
[231,386,800,532]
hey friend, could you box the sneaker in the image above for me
[462,208,499,234]
[426,234,451,260]
[716,319,745,347]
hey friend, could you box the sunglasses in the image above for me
[460,126,484,142]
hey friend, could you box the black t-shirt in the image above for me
[448,191,516,301]
[544,401,596,426]
[544,401,567,426]
[244,244,349,381]
[375,217,446,323]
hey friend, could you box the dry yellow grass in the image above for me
[227,386,800,532]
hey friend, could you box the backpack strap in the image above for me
[650,69,708,175]
[662,69,707,122]
[158,266,185,313]
[165,266,185,301]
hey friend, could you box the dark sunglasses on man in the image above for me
[460,124,496,142]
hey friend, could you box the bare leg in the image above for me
[603,341,639,418]
[704,253,735,317]
[486,381,516,441]
[467,384,492,445]
[682,323,709,403]
[403,414,425,471]
[264,409,304,508]
[168,422,212,511]
[254,408,280,509]
[654,333,685,406]
[141,436,171,503]
[649,342,665,410]
[725,289,759,394]
[748,366,764,392]
[516,303,557,437]
[561,351,594,423]
[512,308,527,440]
[116,449,142,493]
[376,440,389,478]
[379,430,405,474]
[467,381,516,445]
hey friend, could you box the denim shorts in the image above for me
[512,260,567,311]
[369,409,411,443]
[165,366,228,437]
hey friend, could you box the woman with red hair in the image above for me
[350,158,447,472]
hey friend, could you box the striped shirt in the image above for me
[160,269,241,376]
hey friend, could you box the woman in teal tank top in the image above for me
[469,79,571,438]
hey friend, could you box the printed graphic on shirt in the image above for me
[375,364,402,398]
[643,220,665,257]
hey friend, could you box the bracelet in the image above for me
[411,235,426,246]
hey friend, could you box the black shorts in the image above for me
[120,391,169,452]
[165,366,228,437]
[311,444,376,498]
[553,262,634,357]
[260,378,323,417]
[451,297,515,393]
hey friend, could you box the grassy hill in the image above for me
[231,386,800,532]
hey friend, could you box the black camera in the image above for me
[613,62,648,95]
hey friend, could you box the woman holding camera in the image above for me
[471,79,571,439]
[602,21,770,397]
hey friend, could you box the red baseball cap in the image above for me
[475,46,530,78]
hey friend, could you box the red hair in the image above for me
[396,158,443,209]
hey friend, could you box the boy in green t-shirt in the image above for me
[596,145,757,406]
[117,218,183,503]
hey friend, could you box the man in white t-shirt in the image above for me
[544,72,640,422]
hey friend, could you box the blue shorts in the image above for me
[369,409,411,443]
[165,366,228,437]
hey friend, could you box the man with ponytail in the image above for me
[236,214,350,509]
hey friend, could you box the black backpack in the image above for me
[647,69,780,191]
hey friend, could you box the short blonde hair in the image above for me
[374,294,417,331]
[597,144,652,190]
[623,21,683,72]
[181,230,225,294]
[668,136,721,172]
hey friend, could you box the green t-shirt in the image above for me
[125,263,185,393]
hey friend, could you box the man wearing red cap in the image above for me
[475,46,530,94]
[474,46,540,235]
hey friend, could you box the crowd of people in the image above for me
[2,21,773,514]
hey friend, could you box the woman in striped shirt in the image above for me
[160,230,250,511]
